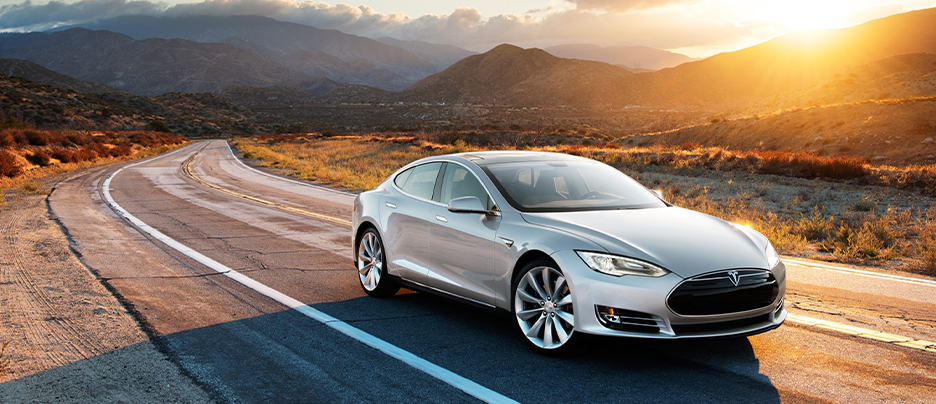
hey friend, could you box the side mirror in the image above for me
[447,196,491,215]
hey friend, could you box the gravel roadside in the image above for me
[0,176,211,402]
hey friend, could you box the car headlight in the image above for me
[576,251,670,277]
[765,242,781,268]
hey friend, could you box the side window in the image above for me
[398,162,442,200]
[439,164,494,210]
[394,167,413,188]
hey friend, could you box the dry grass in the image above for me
[233,133,936,274]
[0,143,187,193]
[0,340,8,377]
[0,129,186,191]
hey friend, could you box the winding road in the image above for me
[46,140,936,403]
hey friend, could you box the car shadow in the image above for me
[1,291,780,403]
[316,291,781,403]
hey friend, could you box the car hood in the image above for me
[521,207,769,278]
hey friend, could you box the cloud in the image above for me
[0,0,165,31]
[567,0,699,12]
[0,0,859,56]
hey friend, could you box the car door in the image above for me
[423,162,501,305]
[382,162,443,283]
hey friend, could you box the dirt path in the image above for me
[0,180,209,402]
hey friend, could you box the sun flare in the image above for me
[769,0,855,32]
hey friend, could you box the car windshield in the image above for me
[482,160,666,212]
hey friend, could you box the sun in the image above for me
[769,0,854,32]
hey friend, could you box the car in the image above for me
[351,151,786,353]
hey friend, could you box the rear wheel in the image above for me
[512,259,576,353]
[357,228,399,297]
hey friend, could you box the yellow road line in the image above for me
[181,147,352,227]
[787,313,936,353]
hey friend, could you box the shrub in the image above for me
[0,131,13,147]
[109,144,133,157]
[757,150,869,179]
[74,147,99,162]
[50,147,77,163]
[0,150,21,177]
[915,237,936,276]
[24,130,50,146]
[850,199,876,212]
[26,150,52,166]
[148,120,171,133]
[21,181,41,193]
[65,133,91,146]
[793,209,835,241]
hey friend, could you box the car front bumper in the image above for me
[551,250,787,339]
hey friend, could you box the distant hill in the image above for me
[403,44,636,106]
[376,37,475,70]
[641,7,936,109]
[0,71,299,136]
[0,28,328,96]
[71,15,440,90]
[545,44,693,70]
[0,58,120,95]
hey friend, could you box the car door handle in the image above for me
[385,202,397,209]
[435,215,448,223]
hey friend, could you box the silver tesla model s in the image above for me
[351,151,786,352]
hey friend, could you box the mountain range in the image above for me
[407,7,936,110]
[2,7,936,114]
[68,15,451,90]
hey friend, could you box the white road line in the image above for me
[783,257,936,288]
[102,142,517,404]
[221,140,358,196]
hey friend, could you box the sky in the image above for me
[2,0,936,57]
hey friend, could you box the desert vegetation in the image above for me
[0,127,186,192]
[233,132,936,275]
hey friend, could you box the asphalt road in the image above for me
[47,140,936,403]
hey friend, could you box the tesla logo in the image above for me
[727,270,740,287]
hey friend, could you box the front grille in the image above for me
[672,313,772,335]
[668,269,778,316]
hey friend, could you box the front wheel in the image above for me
[512,260,576,353]
[357,228,399,297]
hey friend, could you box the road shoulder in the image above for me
[0,168,210,402]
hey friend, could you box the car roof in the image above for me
[446,150,588,166]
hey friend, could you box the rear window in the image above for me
[395,162,442,200]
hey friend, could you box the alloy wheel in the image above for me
[357,231,383,291]
[514,265,575,350]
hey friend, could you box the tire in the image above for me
[356,228,399,297]
[512,259,577,353]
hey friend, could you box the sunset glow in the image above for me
[767,0,855,31]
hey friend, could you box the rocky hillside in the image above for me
[0,73,299,136]
[0,28,320,96]
[403,44,636,106]
[0,58,119,95]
